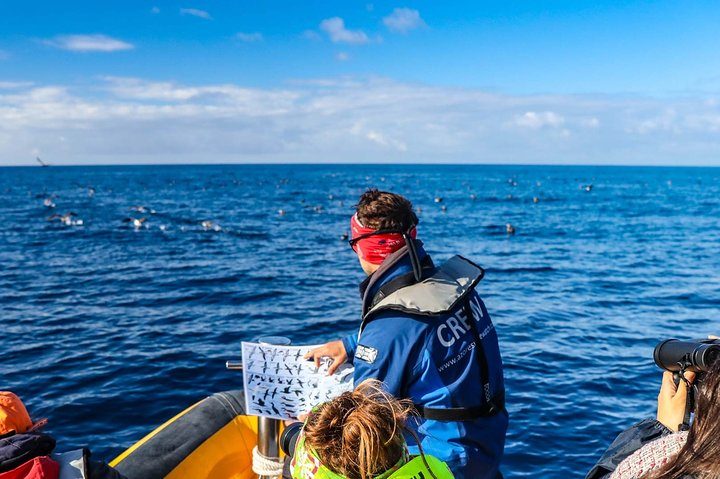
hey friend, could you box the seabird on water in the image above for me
[123,217,147,229]
[201,220,221,231]
[130,206,156,214]
[48,212,82,226]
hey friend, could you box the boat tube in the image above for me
[110,390,260,479]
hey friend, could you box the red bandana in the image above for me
[350,214,417,265]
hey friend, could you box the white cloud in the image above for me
[43,34,134,52]
[236,32,263,42]
[319,17,369,44]
[383,8,425,33]
[0,81,33,89]
[580,117,600,128]
[180,8,212,20]
[366,130,407,152]
[628,109,678,134]
[301,30,322,41]
[2,76,720,165]
[515,111,565,129]
[336,52,349,61]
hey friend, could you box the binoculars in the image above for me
[280,421,303,457]
[654,338,720,373]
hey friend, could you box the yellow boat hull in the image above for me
[111,391,260,479]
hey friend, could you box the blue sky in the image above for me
[1,1,720,165]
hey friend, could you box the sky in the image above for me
[2,1,720,166]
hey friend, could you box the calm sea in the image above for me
[2,165,719,478]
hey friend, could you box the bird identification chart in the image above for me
[241,341,354,420]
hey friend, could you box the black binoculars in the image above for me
[280,421,303,457]
[653,338,720,373]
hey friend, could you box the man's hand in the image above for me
[304,340,347,376]
[657,370,696,432]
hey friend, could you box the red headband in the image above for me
[350,214,417,265]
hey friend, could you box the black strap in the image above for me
[418,390,505,421]
[464,297,493,403]
[679,382,695,431]
[414,297,505,422]
[369,256,434,310]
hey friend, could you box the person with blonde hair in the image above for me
[290,380,454,479]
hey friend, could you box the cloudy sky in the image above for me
[2,1,720,166]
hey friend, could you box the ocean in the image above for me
[2,164,719,478]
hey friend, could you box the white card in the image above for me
[241,341,354,420]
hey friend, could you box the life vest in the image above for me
[0,456,59,479]
[290,436,454,479]
[359,248,505,421]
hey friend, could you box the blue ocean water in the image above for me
[1,164,719,478]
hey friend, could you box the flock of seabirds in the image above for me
[33,157,595,236]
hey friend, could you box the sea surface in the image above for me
[2,164,720,478]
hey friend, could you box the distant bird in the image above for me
[201,220,221,231]
[434,197,443,203]
[48,212,82,226]
[533,197,539,204]
[123,217,147,229]
[36,157,49,167]
[42,198,56,209]
[506,223,516,235]
[130,205,156,214]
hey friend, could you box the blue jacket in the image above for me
[342,249,508,479]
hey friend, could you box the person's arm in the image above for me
[586,370,695,479]
[342,334,358,363]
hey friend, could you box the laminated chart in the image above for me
[241,341,354,420]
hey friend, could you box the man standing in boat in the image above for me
[306,189,508,479]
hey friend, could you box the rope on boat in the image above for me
[252,446,284,477]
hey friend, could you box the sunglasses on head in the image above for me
[347,228,412,252]
[348,226,415,253]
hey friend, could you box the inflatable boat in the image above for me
[110,390,264,479]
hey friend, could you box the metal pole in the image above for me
[257,336,291,479]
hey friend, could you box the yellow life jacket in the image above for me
[290,436,455,479]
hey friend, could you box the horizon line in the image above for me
[1,161,719,169]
